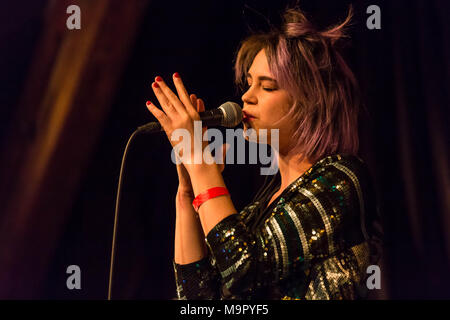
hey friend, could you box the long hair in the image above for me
[234,4,361,164]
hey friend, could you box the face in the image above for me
[241,49,294,151]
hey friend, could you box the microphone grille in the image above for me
[218,102,243,127]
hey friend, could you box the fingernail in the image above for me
[174,72,180,78]
[152,82,159,88]
[155,76,163,82]
[146,101,151,106]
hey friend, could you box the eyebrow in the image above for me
[246,72,278,83]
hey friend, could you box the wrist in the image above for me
[175,192,198,219]
[186,161,220,179]
[189,166,225,197]
[192,187,229,212]
[177,186,194,197]
[176,189,195,202]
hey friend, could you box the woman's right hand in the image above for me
[176,94,228,197]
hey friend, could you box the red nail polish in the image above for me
[146,101,151,106]
[153,82,159,88]
[155,76,163,82]
[174,72,180,78]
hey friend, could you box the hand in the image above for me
[146,74,229,175]
[146,74,208,173]
[175,94,204,197]
[170,94,231,198]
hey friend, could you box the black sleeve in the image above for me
[172,253,221,300]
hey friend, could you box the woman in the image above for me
[146,5,383,300]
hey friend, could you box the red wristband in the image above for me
[192,187,229,212]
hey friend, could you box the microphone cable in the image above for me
[107,128,142,300]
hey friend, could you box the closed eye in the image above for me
[243,83,277,92]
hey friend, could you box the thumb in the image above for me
[197,97,205,113]
[195,96,208,136]
[190,94,207,136]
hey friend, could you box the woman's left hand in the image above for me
[145,73,214,174]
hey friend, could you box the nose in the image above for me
[241,86,257,105]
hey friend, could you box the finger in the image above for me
[195,97,208,135]
[197,98,205,113]
[190,94,206,131]
[146,101,172,131]
[172,73,199,118]
[151,81,179,120]
[190,94,197,110]
[154,76,189,118]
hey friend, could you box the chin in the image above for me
[245,124,273,144]
[242,123,259,143]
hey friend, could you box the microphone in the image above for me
[136,101,243,134]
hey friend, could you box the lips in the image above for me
[242,111,256,122]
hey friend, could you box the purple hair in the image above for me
[234,5,361,164]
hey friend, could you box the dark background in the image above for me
[0,0,449,299]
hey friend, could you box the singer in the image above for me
[145,4,382,300]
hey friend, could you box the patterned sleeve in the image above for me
[203,161,370,299]
[173,157,372,299]
[172,253,221,300]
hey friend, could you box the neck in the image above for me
[274,149,313,193]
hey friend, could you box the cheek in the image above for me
[259,108,286,129]
[261,96,291,125]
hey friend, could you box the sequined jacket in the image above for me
[172,154,383,300]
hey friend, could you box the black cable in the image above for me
[107,129,141,300]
